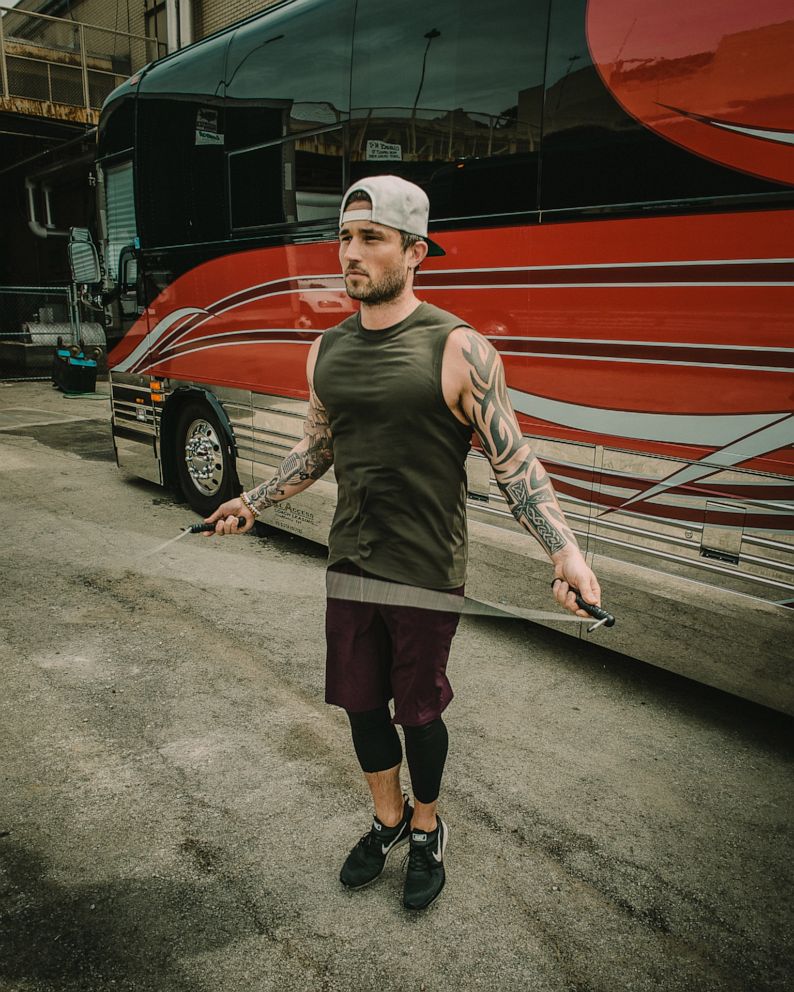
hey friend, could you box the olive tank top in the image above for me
[313,301,472,589]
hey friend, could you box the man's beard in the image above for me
[345,264,407,305]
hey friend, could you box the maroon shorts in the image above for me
[324,562,464,727]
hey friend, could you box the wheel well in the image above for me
[160,389,240,494]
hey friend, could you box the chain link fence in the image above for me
[0,285,105,381]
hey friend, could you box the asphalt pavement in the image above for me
[1,380,792,992]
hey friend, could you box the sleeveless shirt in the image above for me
[313,301,472,590]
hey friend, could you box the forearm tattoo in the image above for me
[461,331,575,557]
[248,388,333,513]
[501,465,575,556]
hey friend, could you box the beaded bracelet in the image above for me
[240,491,261,518]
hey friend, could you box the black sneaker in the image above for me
[403,816,449,910]
[340,798,413,890]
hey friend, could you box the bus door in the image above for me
[101,158,141,342]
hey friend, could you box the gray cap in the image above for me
[339,175,445,256]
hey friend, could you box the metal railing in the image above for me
[0,5,165,117]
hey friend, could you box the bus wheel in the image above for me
[174,401,236,516]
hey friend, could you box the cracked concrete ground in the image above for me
[1,381,792,992]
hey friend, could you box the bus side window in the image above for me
[349,0,548,221]
[228,127,345,230]
[224,0,354,232]
[136,31,230,247]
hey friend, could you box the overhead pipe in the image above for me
[24,178,68,239]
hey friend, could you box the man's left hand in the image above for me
[551,548,602,617]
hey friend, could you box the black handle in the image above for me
[573,594,615,627]
[551,581,615,628]
[189,516,247,533]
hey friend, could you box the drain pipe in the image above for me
[180,0,193,48]
[25,178,68,239]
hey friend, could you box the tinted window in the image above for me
[136,33,230,246]
[97,93,135,159]
[229,128,345,229]
[225,0,354,141]
[224,0,354,231]
[350,0,547,220]
[541,0,785,212]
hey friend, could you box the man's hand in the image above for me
[202,497,255,537]
[551,547,601,617]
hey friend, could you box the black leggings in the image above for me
[347,706,449,804]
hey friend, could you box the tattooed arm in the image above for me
[203,336,333,536]
[444,327,601,615]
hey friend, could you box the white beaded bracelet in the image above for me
[240,491,261,518]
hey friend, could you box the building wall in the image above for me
[195,1,278,40]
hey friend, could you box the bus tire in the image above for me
[174,400,237,516]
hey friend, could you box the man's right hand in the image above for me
[202,497,255,536]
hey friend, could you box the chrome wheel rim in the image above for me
[183,418,224,497]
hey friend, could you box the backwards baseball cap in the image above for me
[339,175,445,257]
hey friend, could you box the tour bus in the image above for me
[75,0,794,713]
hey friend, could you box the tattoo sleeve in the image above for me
[247,386,334,513]
[460,331,576,558]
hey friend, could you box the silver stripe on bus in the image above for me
[615,415,794,509]
[416,282,794,289]
[420,258,794,273]
[507,389,786,447]
[499,352,791,373]
[115,306,209,372]
[492,337,794,353]
[706,121,794,146]
[208,272,342,313]
[136,338,312,375]
[156,326,320,357]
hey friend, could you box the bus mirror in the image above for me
[118,246,139,292]
[68,239,101,285]
[69,227,93,243]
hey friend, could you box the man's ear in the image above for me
[410,240,429,269]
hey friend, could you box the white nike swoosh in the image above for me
[432,827,444,863]
[381,828,406,856]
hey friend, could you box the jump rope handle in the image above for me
[551,581,616,628]
[574,594,615,628]
[188,517,247,533]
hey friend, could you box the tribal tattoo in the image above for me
[461,332,530,473]
[248,387,334,513]
[460,331,575,557]
[502,467,575,556]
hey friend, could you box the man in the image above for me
[205,175,601,911]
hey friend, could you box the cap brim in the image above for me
[425,237,445,257]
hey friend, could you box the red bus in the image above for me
[79,0,794,713]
